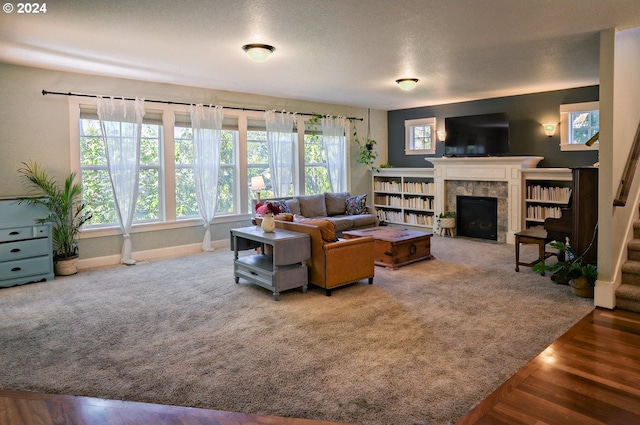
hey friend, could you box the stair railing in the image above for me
[614,121,640,207]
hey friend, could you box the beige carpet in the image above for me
[0,235,593,425]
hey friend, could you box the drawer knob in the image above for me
[11,267,22,272]
[9,231,20,235]
[10,248,21,253]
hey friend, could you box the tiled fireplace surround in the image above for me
[427,157,544,244]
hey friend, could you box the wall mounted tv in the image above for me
[444,112,510,157]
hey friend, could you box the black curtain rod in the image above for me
[41,90,363,121]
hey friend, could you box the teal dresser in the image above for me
[0,197,54,288]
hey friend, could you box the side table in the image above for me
[230,226,310,300]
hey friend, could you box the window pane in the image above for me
[570,111,599,144]
[80,119,106,166]
[81,168,118,226]
[413,125,433,150]
[304,133,326,163]
[305,166,331,195]
[136,168,160,221]
[247,130,270,212]
[175,167,197,218]
[175,126,237,218]
[140,124,160,164]
[217,166,234,214]
[175,128,194,165]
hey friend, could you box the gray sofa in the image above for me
[262,192,379,235]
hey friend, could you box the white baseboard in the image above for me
[78,238,231,270]
[594,279,617,309]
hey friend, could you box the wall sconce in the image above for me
[437,130,446,142]
[543,123,557,137]
[242,44,275,62]
[395,78,419,91]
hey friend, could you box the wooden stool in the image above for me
[515,226,554,272]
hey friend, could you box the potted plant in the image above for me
[352,118,379,170]
[532,240,597,297]
[18,162,92,275]
[436,211,456,236]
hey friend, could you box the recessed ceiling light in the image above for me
[396,78,419,91]
[242,44,275,62]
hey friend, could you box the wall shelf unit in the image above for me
[521,168,572,228]
[372,168,435,229]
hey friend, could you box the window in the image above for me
[73,102,351,230]
[304,124,331,195]
[247,125,272,211]
[405,117,436,155]
[174,115,237,219]
[79,111,164,226]
[559,102,599,151]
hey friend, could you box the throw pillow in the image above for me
[273,200,291,214]
[297,194,327,218]
[345,194,367,215]
[285,198,300,215]
[324,192,350,216]
[302,219,338,242]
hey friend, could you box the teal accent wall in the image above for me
[388,86,600,168]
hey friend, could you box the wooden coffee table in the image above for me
[343,227,433,270]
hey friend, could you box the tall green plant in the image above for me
[18,162,92,259]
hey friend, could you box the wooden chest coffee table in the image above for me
[343,227,433,270]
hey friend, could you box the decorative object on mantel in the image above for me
[255,202,281,233]
[436,211,456,237]
[17,162,93,276]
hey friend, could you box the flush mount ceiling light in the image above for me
[242,44,275,62]
[396,78,419,91]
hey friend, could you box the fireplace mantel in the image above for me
[426,156,544,244]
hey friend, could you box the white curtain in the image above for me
[321,116,348,192]
[264,110,296,197]
[97,96,145,265]
[190,104,224,251]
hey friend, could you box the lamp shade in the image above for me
[396,78,419,91]
[242,44,275,62]
[543,123,557,137]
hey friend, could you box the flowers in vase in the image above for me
[255,202,281,217]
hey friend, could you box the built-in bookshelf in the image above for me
[372,168,435,229]
[521,168,573,228]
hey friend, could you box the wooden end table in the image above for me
[230,226,310,300]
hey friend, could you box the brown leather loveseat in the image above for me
[263,218,375,296]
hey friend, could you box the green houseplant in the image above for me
[532,240,597,297]
[18,161,92,275]
[436,211,457,236]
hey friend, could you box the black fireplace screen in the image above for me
[457,196,498,240]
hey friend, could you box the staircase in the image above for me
[617,221,640,312]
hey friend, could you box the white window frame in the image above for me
[559,101,599,151]
[405,117,436,155]
[69,99,351,236]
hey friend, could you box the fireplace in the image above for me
[427,156,544,244]
[457,196,498,241]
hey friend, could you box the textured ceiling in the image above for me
[1,0,639,110]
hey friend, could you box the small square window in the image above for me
[559,102,599,151]
[405,117,436,155]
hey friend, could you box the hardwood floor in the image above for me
[1,308,639,425]
[456,307,640,425]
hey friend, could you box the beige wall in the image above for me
[0,63,387,262]
[596,26,640,308]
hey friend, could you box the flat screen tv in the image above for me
[444,112,510,157]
